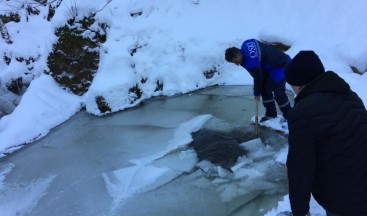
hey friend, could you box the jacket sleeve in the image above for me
[248,67,263,96]
[286,112,317,216]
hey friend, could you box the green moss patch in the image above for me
[46,15,108,95]
[351,66,367,75]
[128,84,143,104]
[95,96,111,113]
[261,40,291,52]
[203,65,220,79]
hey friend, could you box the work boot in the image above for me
[260,116,276,123]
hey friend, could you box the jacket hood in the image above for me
[294,71,351,104]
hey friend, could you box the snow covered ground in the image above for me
[1,0,367,215]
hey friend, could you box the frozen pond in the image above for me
[0,85,293,216]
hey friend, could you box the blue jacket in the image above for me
[240,39,290,96]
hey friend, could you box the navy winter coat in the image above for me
[286,71,367,216]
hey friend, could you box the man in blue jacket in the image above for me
[225,39,292,121]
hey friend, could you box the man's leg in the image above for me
[326,210,352,216]
[260,79,277,119]
[273,79,291,119]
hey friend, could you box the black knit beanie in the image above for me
[285,50,325,86]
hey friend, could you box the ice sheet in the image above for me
[129,114,212,165]
[0,174,56,216]
[0,86,290,216]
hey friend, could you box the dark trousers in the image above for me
[260,78,291,119]
[327,211,367,216]
[327,211,343,216]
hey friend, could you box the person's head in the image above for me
[285,50,325,94]
[225,47,242,66]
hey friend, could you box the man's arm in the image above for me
[287,112,317,216]
[248,67,264,97]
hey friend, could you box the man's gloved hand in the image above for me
[254,96,260,101]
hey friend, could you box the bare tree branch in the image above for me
[94,0,112,14]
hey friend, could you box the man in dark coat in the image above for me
[225,39,292,122]
[285,50,367,216]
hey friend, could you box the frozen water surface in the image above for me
[0,85,293,216]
